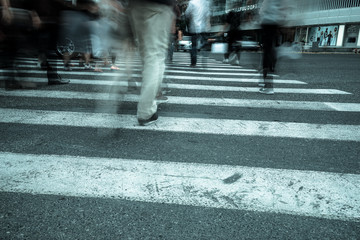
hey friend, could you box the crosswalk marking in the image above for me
[0,73,305,85]
[0,68,276,78]
[1,89,360,112]
[1,152,359,222]
[1,54,359,224]
[12,60,260,72]
[1,108,359,141]
[0,77,349,94]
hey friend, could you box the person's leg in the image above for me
[262,25,277,78]
[1,34,18,89]
[190,34,198,66]
[223,33,232,62]
[260,24,277,94]
[130,2,173,121]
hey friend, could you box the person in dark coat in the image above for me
[0,0,70,89]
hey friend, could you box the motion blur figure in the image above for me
[220,8,242,65]
[33,0,70,84]
[60,0,99,71]
[128,0,174,126]
[185,0,211,67]
[258,0,289,95]
[0,0,42,89]
[0,0,69,89]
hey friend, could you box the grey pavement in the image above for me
[0,51,359,240]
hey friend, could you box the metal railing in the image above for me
[292,0,360,13]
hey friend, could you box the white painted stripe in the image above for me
[0,76,347,94]
[1,89,359,112]
[13,60,258,72]
[0,67,267,77]
[0,74,306,85]
[165,83,350,95]
[14,57,222,65]
[13,59,261,72]
[1,152,359,221]
[0,108,359,141]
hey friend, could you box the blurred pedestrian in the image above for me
[33,0,70,84]
[219,9,242,65]
[185,0,211,67]
[1,0,37,89]
[258,0,289,95]
[129,0,174,126]
[0,0,69,89]
[166,2,181,64]
[60,0,99,71]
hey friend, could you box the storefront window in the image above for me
[307,25,339,47]
[344,25,360,47]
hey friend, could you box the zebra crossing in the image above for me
[0,52,359,229]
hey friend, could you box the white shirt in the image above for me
[185,0,211,34]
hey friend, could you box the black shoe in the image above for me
[48,76,70,85]
[138,112,158,126]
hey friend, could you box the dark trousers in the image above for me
[190,33,206,66]
[261,24,278,78]
[224,30,241,60]
[36,23,60,81]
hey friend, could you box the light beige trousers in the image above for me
[130,2,173,120]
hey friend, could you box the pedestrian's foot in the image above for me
[84,64,93,70]
[110,65,120,71]
[156,93,168,104]
[222,59,229,64]
[190,64,196,67]
[259,87,274,95]
[138,112,158,126]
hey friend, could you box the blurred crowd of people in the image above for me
[1,0,292,126]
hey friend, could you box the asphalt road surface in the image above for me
[0,51,359,239]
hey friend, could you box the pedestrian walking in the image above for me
[166,2,181,64]
[184,0,211,67]
[0,0,69,89]
[60,0,99,71]
[33,0,71,84]
[128,0,175,126]
[219,8,242,65]
[258,0,289,95]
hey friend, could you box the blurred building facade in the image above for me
[177,0,360,50]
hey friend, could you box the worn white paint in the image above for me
[0,152,359,222]
[0,77,348,94]
[0,68,272,78]
[1,90,359,112]
[0,108,360,141]
[0,73,303,85]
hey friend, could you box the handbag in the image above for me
[211,42,228,53]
